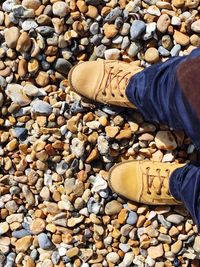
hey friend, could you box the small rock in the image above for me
[173,30,190,46]
[130,20,146,40]
[148,244,164,259]
[52,1,69,17]
[37,233,54,250]
[0,222,9,235]
[106,252,120,263]
[31,99,52,115]
[167,214,184,224]
[171,240,182,254]
[157,14,170,33]
[155,131,177,150]
[6,84,31,106]
[30,218,46,235]
[71,137,85,158]
[23,84,39,96]
[191,20,200,34]
[145,47,159,63]
[5,27,20,48]
[103,24,118,39]
[105,200,122,215]
[193,236,200,252]
[104,48,121,60]
[126,211,138,225]
[15,236,33,253]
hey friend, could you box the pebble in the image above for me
[191,20,200,33]
[105,200,122,215]
[6,84,31,106]
[0,222,9,235]
[167,214,185,224]
[15,236,33,253]
[31,99,52,115]
[144,47,159,63]
[5,27,20,48]
[130,20,146,40]
[106,252,120,263]
[126,211,138,225]
[157,14,170,33]
[155,131,177,150]
[193,236,200,252]
[171,240,182,254]
[173,30,190,46]
[37,233,54,250]
[104,48,121,60]
[52,1,69,17]
[148,244,164,259]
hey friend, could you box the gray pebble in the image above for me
[126,211,138,225]
[167,214,185,224]
[96,44,107,58]
[12,127,27,140]
[119,243,131,253]
[56,160,69,175]
[90,22,99,35]
[4,253,15,267]
[115,17,124,29]
[52,251,60,265]
[38,233,54,250]
[30,249,38,261]
[0,76,7,87]
[54,58,72,74]
[112,35,123,44]
[13,6,34,18]
[121,36,130,50]
[120,23,130,36]
[21,19,38,31]
[170,44,181,57]
[31,99,52,115]
[97,136,109,155]
[158,46,170,56]
[2,0,17,12]
[130,20,146,40]
[12,229,31,238]
[127,41,142,57]
[90,34,103,46]
[87,197,101,214]
[157,214,172,229]
[71,138,85,158]
[105,7,122,23]
[36,26,55,37]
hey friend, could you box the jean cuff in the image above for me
[169,168,183,201]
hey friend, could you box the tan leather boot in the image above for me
[68,59,143,108]
[108,160,185,205]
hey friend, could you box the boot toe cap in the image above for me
[68,60,104,100]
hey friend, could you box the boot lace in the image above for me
[145,167,170,196]
[98,67,131,98]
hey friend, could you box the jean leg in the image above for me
[170,163,200,231]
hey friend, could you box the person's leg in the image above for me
[170,163,200,231]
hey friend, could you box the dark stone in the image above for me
[104,7,122,23]
[54,58,72,75]
[36,26,54,37]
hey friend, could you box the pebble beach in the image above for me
[0,0,200,266]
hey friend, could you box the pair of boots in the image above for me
[68,59,184,206]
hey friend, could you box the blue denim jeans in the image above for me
[126,47,200,230]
